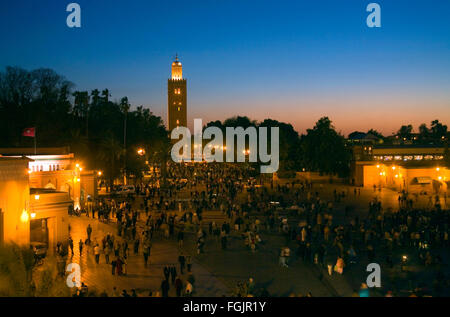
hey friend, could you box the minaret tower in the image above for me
[168,54,187,131]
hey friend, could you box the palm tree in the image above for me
[101,88,110,103]
[97,134,123,191]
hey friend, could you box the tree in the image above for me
[367,129,384,140]
[418,123,430,143]
[300,117,351,177]
[259,119,301,171]
[397,124,413,142]
[97,133,123,191]
[430,120,447,141]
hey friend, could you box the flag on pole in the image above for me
[22,127,35,137]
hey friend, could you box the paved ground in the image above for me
[73,183,448,297]
[66,216,229,297]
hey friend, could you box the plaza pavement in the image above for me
[77,183,447,297]
[66,216,229,297]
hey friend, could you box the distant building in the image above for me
[351,145,449,193]
[167,54,187,132]
[347,132,381,145]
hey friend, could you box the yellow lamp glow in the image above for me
[34,195,39,200]
[20,210,29,222]
[436,167,440,171]
[392,166,396,170]
[30,213,36,219]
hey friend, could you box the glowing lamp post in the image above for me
[137,148,146,156]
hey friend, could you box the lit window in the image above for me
[394,156,402,161]
[414,155,423,160]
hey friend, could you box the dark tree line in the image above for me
[205,116,351,177]
[349,121,449,146]
[0,66,169,187]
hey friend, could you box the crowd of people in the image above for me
[60,162,450,297]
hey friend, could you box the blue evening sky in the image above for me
[1,0,449,134]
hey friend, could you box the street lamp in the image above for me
[20,209,29,223]
[137,148,146,156]
[401,255,408,272]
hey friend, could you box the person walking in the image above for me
[175,277,183,297]
[68,236,74,256]
[161,279,170,297]
[170,265,177,284]
[178,253,186,275]
[104,244,111,264]
[178,230,184,248]
[94,244,100,264]
[133,237,140,255]
[111,258,117,275]
[87,224,92,244]
[185,281,193,297]
[186,255,192,273]
[143,242,150,267]
[164,266,170,281]
[79,239,84,257]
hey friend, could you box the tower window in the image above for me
[174,88,181,94]
[176,120,179,124]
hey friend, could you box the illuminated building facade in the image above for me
[168,54,187,132]
[0,147,97,209]
[352,145,449,192]
[0,157,71,252]
[0,147,98,251]
[0,157,31,245]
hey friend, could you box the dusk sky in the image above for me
[1,0,449,135]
